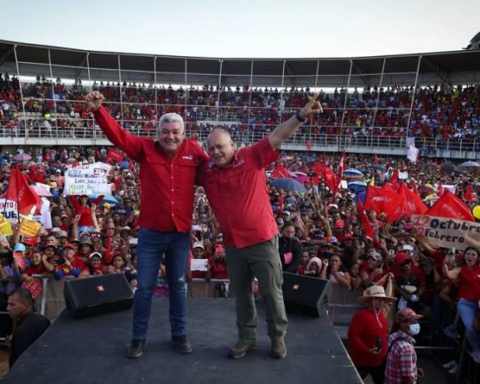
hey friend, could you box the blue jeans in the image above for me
[132,228,190,340]
[457,298,480,352]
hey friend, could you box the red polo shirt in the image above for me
[197,137,278,248]
[93,107,208,233]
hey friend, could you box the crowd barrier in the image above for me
[1,274,478,382]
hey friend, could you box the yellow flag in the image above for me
[369,176,375,186]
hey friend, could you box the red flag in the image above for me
[409,180,419,197]
[401,184,427,216]
[364,185,398,215]
[358,199,374,240]
[272,165,291,179]
[106,148,124,163]
[437,182,444,197]
[425,190,475,222]
[278,194,284,212]
[6,168,41,216]
[374,154,379,164]
[321,167,337,193]
[465,184,475,203]
[388,184,427,224]
[306,140,312,151]
[389,168,399,190]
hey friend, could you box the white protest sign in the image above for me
[190,259,208,271]
[64,162,112,196]
[0,199,18,224]
[411,214,480,251]
[399,171,409,180]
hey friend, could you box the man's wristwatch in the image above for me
[295,112,305,122]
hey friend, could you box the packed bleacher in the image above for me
[1,72,480,382]
[1,73,480,144]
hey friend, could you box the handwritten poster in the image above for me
[64,162,112,196]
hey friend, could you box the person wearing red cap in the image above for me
[390,252,425,312]
[384,308,424,384]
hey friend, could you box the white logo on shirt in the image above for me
[182,155,193,160]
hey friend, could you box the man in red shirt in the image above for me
[197,96,322,359]
[86,91,209,358]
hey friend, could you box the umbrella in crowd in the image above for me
[369,164,386,171]
[343,169,364,178]
[301,155,316,163]
[13,153,32,162]
[460,161,480,168]
[30,185,53,197]
[272,178,307,193]
[442,163,465,174]
[348,181,367,193]
[89,194,119,205]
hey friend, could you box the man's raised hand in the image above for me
[85,91,105,112]
[299,93,323,119]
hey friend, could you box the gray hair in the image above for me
[158,113,184,132]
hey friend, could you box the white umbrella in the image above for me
[460,161,480,168]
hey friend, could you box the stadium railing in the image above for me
[1,123,478,153]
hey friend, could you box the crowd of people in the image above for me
[1,79,480,382]
[0,144,478,361]
[1,73,480,143]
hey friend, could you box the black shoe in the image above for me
[126,339,147,359]
[172,335,193,354]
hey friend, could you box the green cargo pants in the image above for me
[225,235,288,341]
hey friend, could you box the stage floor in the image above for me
[4,299,362,384]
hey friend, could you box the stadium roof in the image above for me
[1,40,480,88]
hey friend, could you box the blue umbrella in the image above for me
[272,178,307,193]
[370,164,386,171]
[89,194,119,205]
[343,169,364,178]
[348,181,367,193]
[301,156,316,163]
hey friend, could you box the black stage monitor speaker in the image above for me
[282,272,332,318]
[64,274,134,319]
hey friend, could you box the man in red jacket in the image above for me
[348,285,396,384]
[86,91,209,359]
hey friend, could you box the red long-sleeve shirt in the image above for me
[93,107,208,233]
[348,307,388,367]
[70,195,104,227]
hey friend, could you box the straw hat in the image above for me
[358,285,396,304]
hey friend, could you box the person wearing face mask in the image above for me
[278,224,303,273]
[348,285,396,384]
[384,308,424,384]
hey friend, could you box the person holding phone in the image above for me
[207,245,229,297]
[197,96,322,360]
[348,285,396,384]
